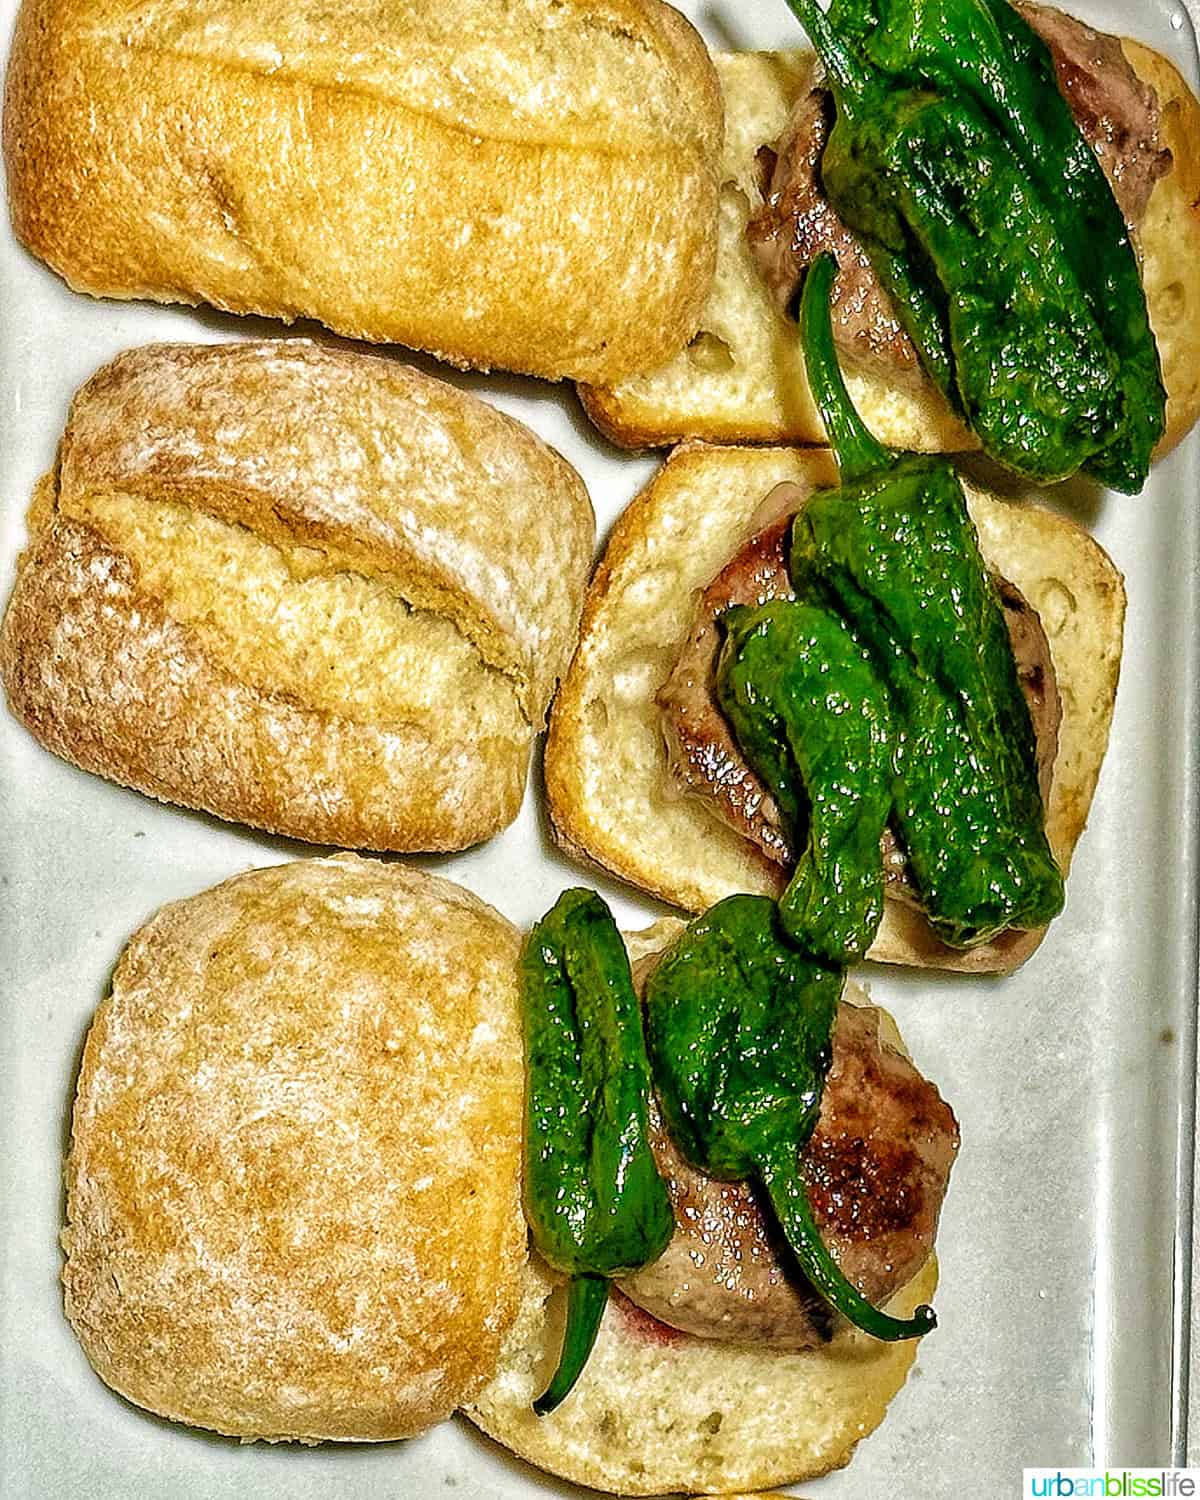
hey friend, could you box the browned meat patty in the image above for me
[748,84,922,379]
[657,497,1062,887]
[658,485,804,867]
[1015,0,1172,221]
[746,3,1172,372]
[618,995,959,1350]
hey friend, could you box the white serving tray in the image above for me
[1,0,1197,1492]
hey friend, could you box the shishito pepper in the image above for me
[792,256,1064,946]
[644,894,935,1342]
[717,598,895,962]
[823,0,1164,492]
[716,262,895,959]
[719,256,1063,949]
[780,0,1160,489]
[520,889,673,1414]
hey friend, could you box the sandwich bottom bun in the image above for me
[467,958,938,1496]
[579,41,1200,459]
[468,1255,937,1497]
[62,854,527,1443]
[545,443,1125,974]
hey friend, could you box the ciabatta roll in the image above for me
[1,340,594,850]
[4,0,723,383]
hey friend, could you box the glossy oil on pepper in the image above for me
[520,888,673,1413]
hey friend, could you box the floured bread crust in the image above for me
[3,0,722,383]
[0,341,595,851]
[580,38,1200,459]
[62,854,528,1443]
[544,443,1125,974]
[468,961,937,1495]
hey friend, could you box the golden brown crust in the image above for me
[544,443,1125,975]
[3,0,722,383]
[63,855,528,1442]
[0,341,595,852]
[54,341,594,720]
[580,37,1200,460]
[2,511,528,850]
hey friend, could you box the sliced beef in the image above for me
[996,574,1060,807]
[746,3,1172,373]
[658,504,1062,885]
[748,86,922,379]
[617,996,959,1351]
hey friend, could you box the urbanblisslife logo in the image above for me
[1024,1472,1200,1497]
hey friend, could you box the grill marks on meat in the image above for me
[617,998,959,1351]
[746,4,1172,375]
[657,502,1062,893]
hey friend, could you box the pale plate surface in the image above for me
[0,0,1197,1493]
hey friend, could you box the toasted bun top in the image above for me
[4,0,722,382]
[53,341,594,724]
[62,854,528,1442]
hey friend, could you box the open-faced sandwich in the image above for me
[63,855,957,1493]
[582,0,1200,485]
[470,887,956,1493]
[548,258,1126,973]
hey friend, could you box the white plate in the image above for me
[1,0,1197,1492]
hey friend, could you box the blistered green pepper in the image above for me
[826,0,1164,491]
[718,257,1064,948]
[781,0,1155,488]
[791,256,1065,946]
[716,599,895,961]
[520,889,673,1414]
[644,895,935,1341]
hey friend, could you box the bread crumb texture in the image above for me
[0,342,594,851]
[545,443,1125,974]
[579,51,969,451]
[467,1250,937,1494]
[581,45,1200,455]
[63,855,527,1442]
[3,0,722,380]
[1123,39,1200,457]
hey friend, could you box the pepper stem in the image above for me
[759,1145,936,1342]
[778,0,872,109]
[800,253,891,484]
[533,1273,610,1416]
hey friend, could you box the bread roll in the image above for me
[3,0,722,384]
[62,854,527,1443]
[0,340,594,851]
[580,38,1200,457]
[468,950,938,1494]
[470,1254,937,1495]
[544,443,1125,974]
